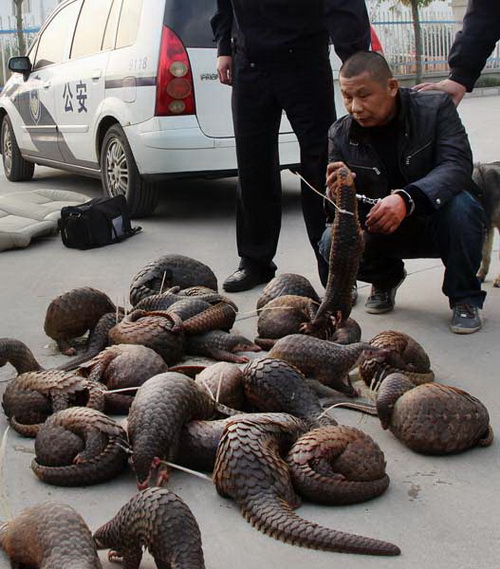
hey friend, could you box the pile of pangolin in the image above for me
[0,170,493,567]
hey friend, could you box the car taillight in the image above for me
[155,26,196,116]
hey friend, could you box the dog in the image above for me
[472,161,500,287]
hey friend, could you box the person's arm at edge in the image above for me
[414,0,500,104]
[211,0,233,85]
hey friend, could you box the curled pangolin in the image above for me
[195,362,246,409]
[376,372,493,454]
[359,330,434,388]
[93,487,205,569]
[136,285,235,312]
[256,273,321,310]
[79,344,168,413]
[129,254,218,306]
[287,425,389,505]
[255,296,361,348]
[32,407,129,486]
[213,413,400,555]
[255,295,319,349]
[56,311,124,371]
[43,286,116,355]
[2,369,105,437]
[170,299,237,336]
[108,309,185,366]
[0,502,102,568]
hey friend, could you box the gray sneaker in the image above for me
[450,304,482,334]
[365,271,407,314]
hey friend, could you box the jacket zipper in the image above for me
[405,141,432,166]
[348,164,382,176]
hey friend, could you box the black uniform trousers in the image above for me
[231,46,336,284]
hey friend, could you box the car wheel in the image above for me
[1,115,35,182]
[100,124,158,218]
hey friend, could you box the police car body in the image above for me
[0,0,358,217]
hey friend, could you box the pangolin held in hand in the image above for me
[302,167,363,337]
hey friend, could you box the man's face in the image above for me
[340,71,399,128]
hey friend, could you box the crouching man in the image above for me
[320,51,486,334]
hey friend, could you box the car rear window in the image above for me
[163,0,215,48]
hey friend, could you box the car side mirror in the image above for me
[8,56,32,79]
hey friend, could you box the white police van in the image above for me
[0,0,354,217]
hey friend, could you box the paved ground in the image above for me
[0,94,498,569]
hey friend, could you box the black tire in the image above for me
[100,124,159,218]
[1,115,35,182]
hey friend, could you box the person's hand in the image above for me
[326,162,355,201]
[413,79,467,106]
[365,194,407,234]
[216,56,233,85]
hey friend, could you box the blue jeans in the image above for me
[318,191,486,309]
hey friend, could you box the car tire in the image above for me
[1,115,35,182]
[100,124,159,218]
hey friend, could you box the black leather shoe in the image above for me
[365,270,407,314]
[351,283,358,306]
[223,267,275,293]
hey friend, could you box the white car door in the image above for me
[9,1,82,164]
[53,0,119,171]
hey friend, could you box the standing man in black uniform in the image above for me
[211,0,371,292]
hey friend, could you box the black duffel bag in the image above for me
[59,195,141,249]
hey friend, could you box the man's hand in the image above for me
[365,194,407,234]
[413,79,467,106]
[217,56,233,85]
[326,162,355,200]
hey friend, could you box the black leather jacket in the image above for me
[327,88,474,219]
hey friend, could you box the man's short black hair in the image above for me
[340,51,394,83]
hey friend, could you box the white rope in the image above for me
[0,426,12,520]
[291,171,355,216]
[158,459,212,482]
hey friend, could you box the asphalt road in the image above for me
[0,94,499,569]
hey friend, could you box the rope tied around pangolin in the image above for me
[291,171,382,212]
